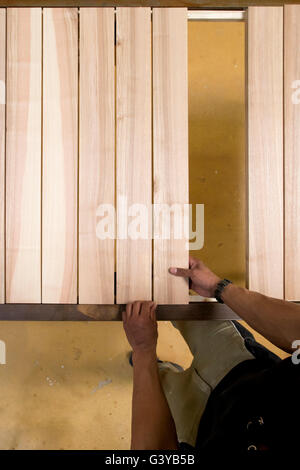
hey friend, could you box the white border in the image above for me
[188,10,245,21]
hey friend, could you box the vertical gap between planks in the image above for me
[3,8,6,303]
[245,8,249,291]
[77,7,80,303]
[151,7,154,301]
[282,6,286,300]
[114,7,117,304]
[41,7,43,304]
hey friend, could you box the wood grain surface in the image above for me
[6,8,42,303]
[153,8,189,304]
[248,7,284,298]
[42,8,78,303]
[284,5,300,300]
[0,1,294,8]
[116,7,152,303]
[79,8,115,304]
[0,9,5,303]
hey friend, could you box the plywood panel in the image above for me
[284,5,300,301]
[188,21,246,287]
[79,8,115,304]
[153,8,189,304]
[43,8,78,303]
[248,7,283,298]
[116,7,152,303]
[6,8,41,303]
[0,9,5,303]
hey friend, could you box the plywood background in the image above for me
[188,20,246,287]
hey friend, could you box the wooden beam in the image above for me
[284,5,300,300]
[0,302,240,321]
[116,7,152,303]
[247,7,284,298]
[153,8,189,304]
[79,8,115,304]
[42,8,78,303]
[6,8,42,303]
[0,9,5,304]
[0,2,296,8]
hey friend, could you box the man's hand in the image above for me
[123,300,178,450]
[123,301,158,355]
[169,256,221,298]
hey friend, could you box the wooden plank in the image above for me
[116,7,152,303]
[43,8,78,303]
[0,9,5,303]
[6,8,41,303]
[248,7,283,297]
[79,8,115,304]
[284,5,300,300]
[0,2,293,9]
[0,302,240,322]
[153,8,189,304]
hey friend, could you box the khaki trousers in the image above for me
[158,321,254,446]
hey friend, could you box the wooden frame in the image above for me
[0,2,298,7]
[0,4,299,320]
[0,302,239,320]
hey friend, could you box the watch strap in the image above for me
[214,279,232,303]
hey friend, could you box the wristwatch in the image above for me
[214,279,232,303]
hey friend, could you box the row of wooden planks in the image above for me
[0,5,300,306]
[0,7,189,305]
[248,6,300,301]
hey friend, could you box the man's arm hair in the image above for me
[222,284,300,353]
[131,350,178,450]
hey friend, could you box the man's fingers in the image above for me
[127,300,157,320]
[189,256,199,268]
[132,301,142,317]
[140,301,153,317]
[169,267,192,278]
[126,302,133,318]
[150,303,157,321]
[122,310,127,323]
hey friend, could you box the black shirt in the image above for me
[182,323,300,454]
[196,356,300,453]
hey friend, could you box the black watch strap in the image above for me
[214,279,232,303]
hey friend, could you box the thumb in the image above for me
[169,267,192,278]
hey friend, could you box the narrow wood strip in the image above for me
[153,8,189,304]
[6,8,41,303]
[0,2,291,9]
[42,8,78,303]
[248,7,284,298]
[284,5,300,300]
[0,302,240,321]
[0,9,5,303]
[116,7,152,303]
[79,8,115,303]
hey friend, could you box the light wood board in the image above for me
[248,7,284,298]
[116,7,152,303]
[42,8,78,303]
[153,8,189,304]
[0,1,292,8]
[6,8,41,303]
[0,9,5,303]
[79,8,115,304]
[284,5,300,301]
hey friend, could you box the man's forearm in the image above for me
[131,351,178,450]
[222,283,300,353]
